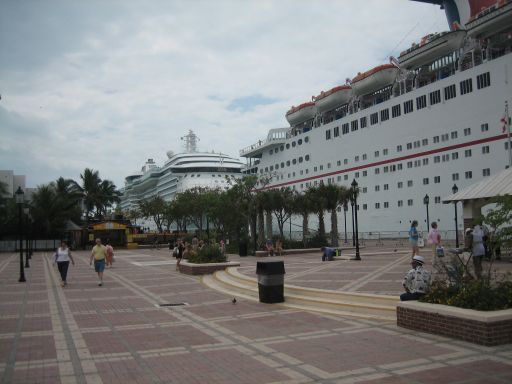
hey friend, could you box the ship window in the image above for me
[476,72,490,89]
[429,90,441,105]
[314,166,317,172]
[191,174,195,177]
[375,203,380,209]
[464,128,471,136]
[422,138,428,146]
[481,123,489,132]
[441,133,449,141]
[363,204,367,210]
[375,185,380,191]
[398,200,403,207]
[298,157,303,163]
[416,95,427,110]
[433,136,439,143]
[286,143,290,149]
[397,145,402,152]
[460,78,473,95]
[275,147,279,153]
[281,162,285,168]
[355,172,359,178]
[392,104,401,118]
[344,174,349,180]
[305,154,310,161]
[404,99,413,114]
[374,168,380,174]
[270,166,274,171]
[423,178,429,185]
[465,171,473,179]
[452,152,459,160]
[370,112,378,125]
[363,153,367,160]
[360,116,367,128]
[320,165,323,170]
[414,141,420,148]
[362,187,367,193]
[451,131,458,139]
[275,164,279,169]
[351,120,358,131]
[407,161,413,168]
[397,163,402,170]
[423,158,429,165]
[374,150,379,157]
[280,145,284,151]
[305,136,309,143]
[286,160,290,166]
[407,143,412,150]
[269,149,273,155]
[344,159,348,164]
[327,162,331,168]
[298,139,302,145]
[444,84,456,100]
[482,146,490,154]
[408,199,413,206]
[407,180,413,187]
[465,149,472,157]
[292,159,297,165]
[342,123,349,134]
[325,130,331,140]
[383,148,388,155]
[434,176,440,183]
[483,168,490,177]
[384,202,389,208]
[355,155,359,162]
[337,160,341,166]
[506,142,510,150]
[306,169,309,174]
[384,166,388,173]
[337,175,341,181]
[442,154,450,162]
[434,196,441,204]
[333,126,339,137]
[397,181,403,188]
[292,141,296,147]
[380,109,389,122]
[363,170,367,177]
[414,160,421,167]
[452,173,459,181]
[384,184,389,190]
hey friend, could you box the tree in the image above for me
[268,188,294,239]
[79,168,120,221]
[292,191,314,246]
[175,187,210,237]
[138,196,166,233]
[307,186,327,240]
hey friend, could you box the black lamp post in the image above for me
[423,194,430,232]
[452,184,459,247]
[351,179,361,260]
[15,187,26,283]
[343,202,348,244]
[24,208,30,268]
[350,199,355,246]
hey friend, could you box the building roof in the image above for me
[443,167,512,203]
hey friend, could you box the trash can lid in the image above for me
[256,260,285,275]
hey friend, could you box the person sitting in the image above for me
[321,246,335,261]
[275,239,283,256]
[400,255,431,301]
[265,239,274,256]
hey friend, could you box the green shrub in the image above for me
[187,244,227,264]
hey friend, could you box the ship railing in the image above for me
[239,127,289,157]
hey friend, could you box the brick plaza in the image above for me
[1,245,511,383]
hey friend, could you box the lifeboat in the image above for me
[313,85,352,114]
[350,64,399,96]
[398,30,466,70]
[466,0,512,39]
[285,102,316,126]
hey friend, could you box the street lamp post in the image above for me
[423,194,430,232]
[15,187,26,283]
[343,202,348,244]
[24,207,30,268]
[452,184,459,247]
[351,200,355,246]
[351,179,361,260]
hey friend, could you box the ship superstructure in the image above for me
[240,0,512,234]
[120,131,244,212]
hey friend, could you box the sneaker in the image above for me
[98,282,103,286]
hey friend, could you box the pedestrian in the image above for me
[105,239,114,268]
[265,239,274,257]
[400,255,431,301]
[471,223,486,279]
[275,238,283,256]
[89,238,107,286]
[321,246,335,261]
[176,239,184,270]
[427,222,442,264]
[54,241,75,287]
[408,220,419,257]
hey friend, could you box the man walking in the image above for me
[90,238,107,286]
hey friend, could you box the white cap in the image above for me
[412,255,425,264]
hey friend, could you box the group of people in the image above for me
[402,219,491,301]
[170,237,227,269]
[265,238,283,256]
[53,238,114,287]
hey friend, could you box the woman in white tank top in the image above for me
[54,241,75,287]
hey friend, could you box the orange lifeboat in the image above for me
[285,101,316,126]
[466,0,512,39]
[313,85,352,114]
[351,64,399,96]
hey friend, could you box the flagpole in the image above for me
[507,101,512,167]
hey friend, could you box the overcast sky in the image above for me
[0,0,446,190]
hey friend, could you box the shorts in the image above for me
[94,259,105,272]
[409,239,418,247]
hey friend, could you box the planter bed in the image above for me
[178,260,240,275]
[397,301,512,346]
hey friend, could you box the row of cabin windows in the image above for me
[261,154,311,173]
[298,168,491,193]
[268,136,310,156]
[341,122,490,165]
[325,71,491,141]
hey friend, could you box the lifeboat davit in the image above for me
[313,85,352,114]
[466,0,512,39]
[398,30,466,70]
[285,102,316,126]
[350,64,399,96]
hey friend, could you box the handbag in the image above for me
[436,246,445,257]
[417,237,424,247]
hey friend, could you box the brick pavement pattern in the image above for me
[1,245,511,383]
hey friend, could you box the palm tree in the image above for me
[79,168,120,221]
[307,185,328,240]
[292,191,314,246]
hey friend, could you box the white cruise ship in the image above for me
[120,130,244,211]
[240,0,512,234]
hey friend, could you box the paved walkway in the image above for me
[0,246,511,383]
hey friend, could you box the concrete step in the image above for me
[203,267,397,322]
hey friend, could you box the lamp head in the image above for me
[423,194,429,205]
[14,186,24,205]
[452,184,458,194]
